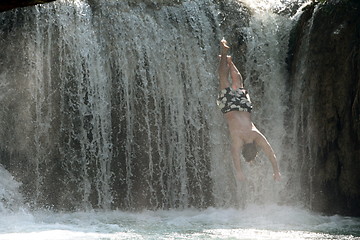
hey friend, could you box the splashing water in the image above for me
[240,0,309,14]
[0,165,23,213]
[0,205,359,240]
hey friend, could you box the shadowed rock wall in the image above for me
[288,0,360,216]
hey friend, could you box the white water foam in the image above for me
[0,205,359,239]
[0,165,23,212]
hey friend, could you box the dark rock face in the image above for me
[0,0,56,12]
[288,0,360,216]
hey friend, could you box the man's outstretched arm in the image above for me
[255,133,281,181]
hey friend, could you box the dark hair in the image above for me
[242,142,258,162]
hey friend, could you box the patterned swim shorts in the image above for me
[217,87,253,114]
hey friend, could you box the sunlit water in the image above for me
[1,205,359,240]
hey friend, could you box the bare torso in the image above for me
[225,110,281,181]
[224,110,260,146]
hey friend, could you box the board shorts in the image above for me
[217,87,253,114]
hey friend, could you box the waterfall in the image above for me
[230,0,310,205]
[1,1,114,210]
[0,0,309,210]
[286,3,326,209]
[0,0,226,210]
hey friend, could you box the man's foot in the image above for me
[221,38,229,48]
[220,38,230,56]
[273,172,281,181]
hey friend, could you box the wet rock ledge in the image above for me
[0,0,56,12]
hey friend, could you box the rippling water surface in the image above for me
[1,205,359,240]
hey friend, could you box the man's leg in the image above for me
[230,133,246,181]
[228,57,244,89]
[218,39,230,90]
[228,126,246,181]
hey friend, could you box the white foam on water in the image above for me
[0,205,359,240]
[0,165,23,212]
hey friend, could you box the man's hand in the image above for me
[273,172,281,181]
[236,171,247,181]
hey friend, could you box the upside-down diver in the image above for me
[217,38,281,181]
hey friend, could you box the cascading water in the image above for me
[1,1,114,209]
[284,3,322,209]
[226,0,310,205]
[0,0,233,210]
[1,0,360,239]
[0,0,301,210]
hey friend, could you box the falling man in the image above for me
[216,38,281,181]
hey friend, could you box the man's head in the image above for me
[242,142,258,162]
